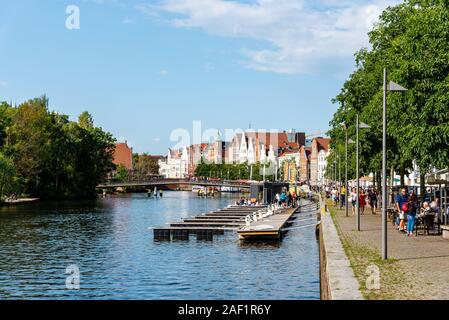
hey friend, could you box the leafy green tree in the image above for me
[78,111,94,129]
[1,96,116,199]
[114,164,129,182]
[0,153,17,199]
[133,154,160,179]
[328,0,449,196]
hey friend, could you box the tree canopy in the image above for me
[0,96,116,199]
[328,0,449,192]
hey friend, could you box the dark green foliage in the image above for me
[328,0,449,182]
[0,96,116,199]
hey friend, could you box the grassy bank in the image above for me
[326,201,418,300]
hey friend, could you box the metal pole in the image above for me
[338,152,341,208]
[274,162,278,182]
[356,113,360,231]
[338,153,341,189]
[382,68,388,260]
[345,127,349,217]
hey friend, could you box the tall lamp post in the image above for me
[342,123,354,217]
[382,68,408,260]
[356,114,371,232]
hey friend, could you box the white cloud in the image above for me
[139,0,400,74]
[122,17,136,24]
[157,69,169,76]
[203,62,215,72]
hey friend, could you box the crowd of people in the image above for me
[394,187,443,236]
[325,184,447,237]
[326,185,380,216]
[235,189,299,208]
[273,190,299,208]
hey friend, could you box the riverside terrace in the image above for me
[328,201,449,300]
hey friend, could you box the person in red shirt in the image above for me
[359,190,367,215]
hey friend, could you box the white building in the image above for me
[158,147,189,178]
[317,149,329,185]
[228,132,285,165]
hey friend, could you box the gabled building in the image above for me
[298,145,312,183]
[158,147,189,178]
[310,137,331,186]
[227,131,301,165]
[278,150,301,182]
[113,141,133,170]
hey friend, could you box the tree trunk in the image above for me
[400,167,405,188]
[420,172,426,202]
[377,171,382,192]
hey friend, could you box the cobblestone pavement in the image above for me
[332,205,449,300]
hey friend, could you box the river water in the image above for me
[0,192,319,300]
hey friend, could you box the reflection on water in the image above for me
[0,192,319,300]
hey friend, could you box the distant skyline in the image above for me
[0,0,400,154]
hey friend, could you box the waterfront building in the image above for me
[187,143,208,176]
[278,151,301,182]
[310,137,331,186]
[299,144,312,183]
[227,131,301,165]
[158,147,189,178]
[113,141,133,170]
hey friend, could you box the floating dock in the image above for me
[151,204,303,242]
[237,207,299,241]
[152,205,266,241]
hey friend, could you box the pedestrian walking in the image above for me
[407,192,419,236]
[359,190,367,215]
[395,188,409,233]
[351,187,358,216]
[368,189,378,214]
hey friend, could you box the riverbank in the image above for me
[327,200,449,300]
[1,198,39,206]
[318,197,363,300]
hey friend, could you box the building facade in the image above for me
[113,141,133,170]
[310,138,331,186]
[158,147,189,178]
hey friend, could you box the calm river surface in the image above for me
[0,192,319,300]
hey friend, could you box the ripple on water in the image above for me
[0,193,319,300]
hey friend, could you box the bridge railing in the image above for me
[98,178,252,187]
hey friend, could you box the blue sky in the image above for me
[0,0,400,154]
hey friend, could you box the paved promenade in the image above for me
[330,203,449,300]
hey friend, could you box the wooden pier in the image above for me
[152,205,266,241]
[237,207,299,241]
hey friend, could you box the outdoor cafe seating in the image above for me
[414,214,441,236]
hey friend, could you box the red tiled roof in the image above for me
[315,138,330,152]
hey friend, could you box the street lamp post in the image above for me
[345,126,349,216]
[382,68,408,260]
[356,114,371,232]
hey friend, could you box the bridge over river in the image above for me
[97,178,252,190]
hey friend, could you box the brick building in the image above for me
[113,141,133,170]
